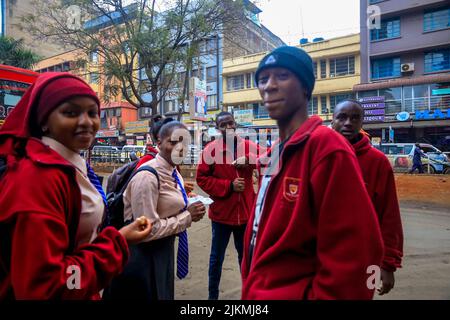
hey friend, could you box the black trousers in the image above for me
[103,235,175,300]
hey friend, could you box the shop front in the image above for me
[354,75,450,151]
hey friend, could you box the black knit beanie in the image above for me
[255,46,315,100]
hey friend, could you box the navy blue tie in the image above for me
[172,169,189,279]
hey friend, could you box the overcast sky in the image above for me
[256,0,360,45]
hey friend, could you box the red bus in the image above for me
[0,64,39,127]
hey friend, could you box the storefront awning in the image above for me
[353,74,450,92]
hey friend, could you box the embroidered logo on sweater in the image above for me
[283,177,301,202]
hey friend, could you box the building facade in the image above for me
[357,0,450,151]
[1,0,67,58]
[35,50,139,146]
[222,34,361,135]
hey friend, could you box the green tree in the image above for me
[20,0,246,120]
[0,36,41,69]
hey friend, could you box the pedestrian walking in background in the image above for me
[409,143,426,174]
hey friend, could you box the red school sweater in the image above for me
[352,134,403,272]
[241,116,384,300]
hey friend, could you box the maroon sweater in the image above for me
[241,116,384,300]
[352,134,403,272]
[0,72,129,299]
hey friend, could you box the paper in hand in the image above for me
[188,195,214,206]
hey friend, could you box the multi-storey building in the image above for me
[222,34,361,135]
[357,0,450,150]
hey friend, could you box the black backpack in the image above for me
[105,164,160,230]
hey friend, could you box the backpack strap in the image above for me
[119,165,160,194]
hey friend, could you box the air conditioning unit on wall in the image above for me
[401,63,415,73]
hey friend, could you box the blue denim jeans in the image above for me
[208,221,246,300]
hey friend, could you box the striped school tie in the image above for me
[86,161,108,207]
[172,169,189,279]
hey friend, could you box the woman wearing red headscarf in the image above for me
[0,72,152,300]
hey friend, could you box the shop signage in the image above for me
[359,96,385,103]
[396,112,410,121]
[415,109,450,120]
[364,115,385,122]
[233,109,253,126]
[125,120,149,134]
[96,130,119,138]
[365,109,385,116]
[361,96,386,123]
[362,102,385,109]
[189,77,207,121]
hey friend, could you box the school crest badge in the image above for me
[283,177,301,202]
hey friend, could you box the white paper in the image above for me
[188,196,214,206]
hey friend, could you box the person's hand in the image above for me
[187,201,206,222]
[119,216,152,245]
[232,177,245,192]
[233,156,249,169]
[378,269,395,295]
[184,182,195,194]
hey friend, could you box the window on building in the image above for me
[370,17,400,41]
[246,73,254,88]
[206,67,217,83]
[207,38,217,52]
[191,69,204,80]
[371,57,401,79]
[313,61,317,78]
[89,72,99,84]
[320,96,328,113]
[329,93,354,114]
[89,50,99,64]
[424,8,450,32]
[320,60,327,78]
[227,74,245,91]
[207,94,217,110]
[308,96,318,115]
[255,103,269,119]
[380,87,402,114]
[424,48,450,73]
[330,56,355,77]
[164,100,177,113]
[140,107,152,118]
[62,62,71,72]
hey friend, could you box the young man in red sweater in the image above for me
[241,46,384,300]
[332,99,404,295]
[196,112,258,300]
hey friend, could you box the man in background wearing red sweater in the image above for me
[332,99,404,295]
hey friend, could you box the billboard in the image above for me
[189,77,207,121]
